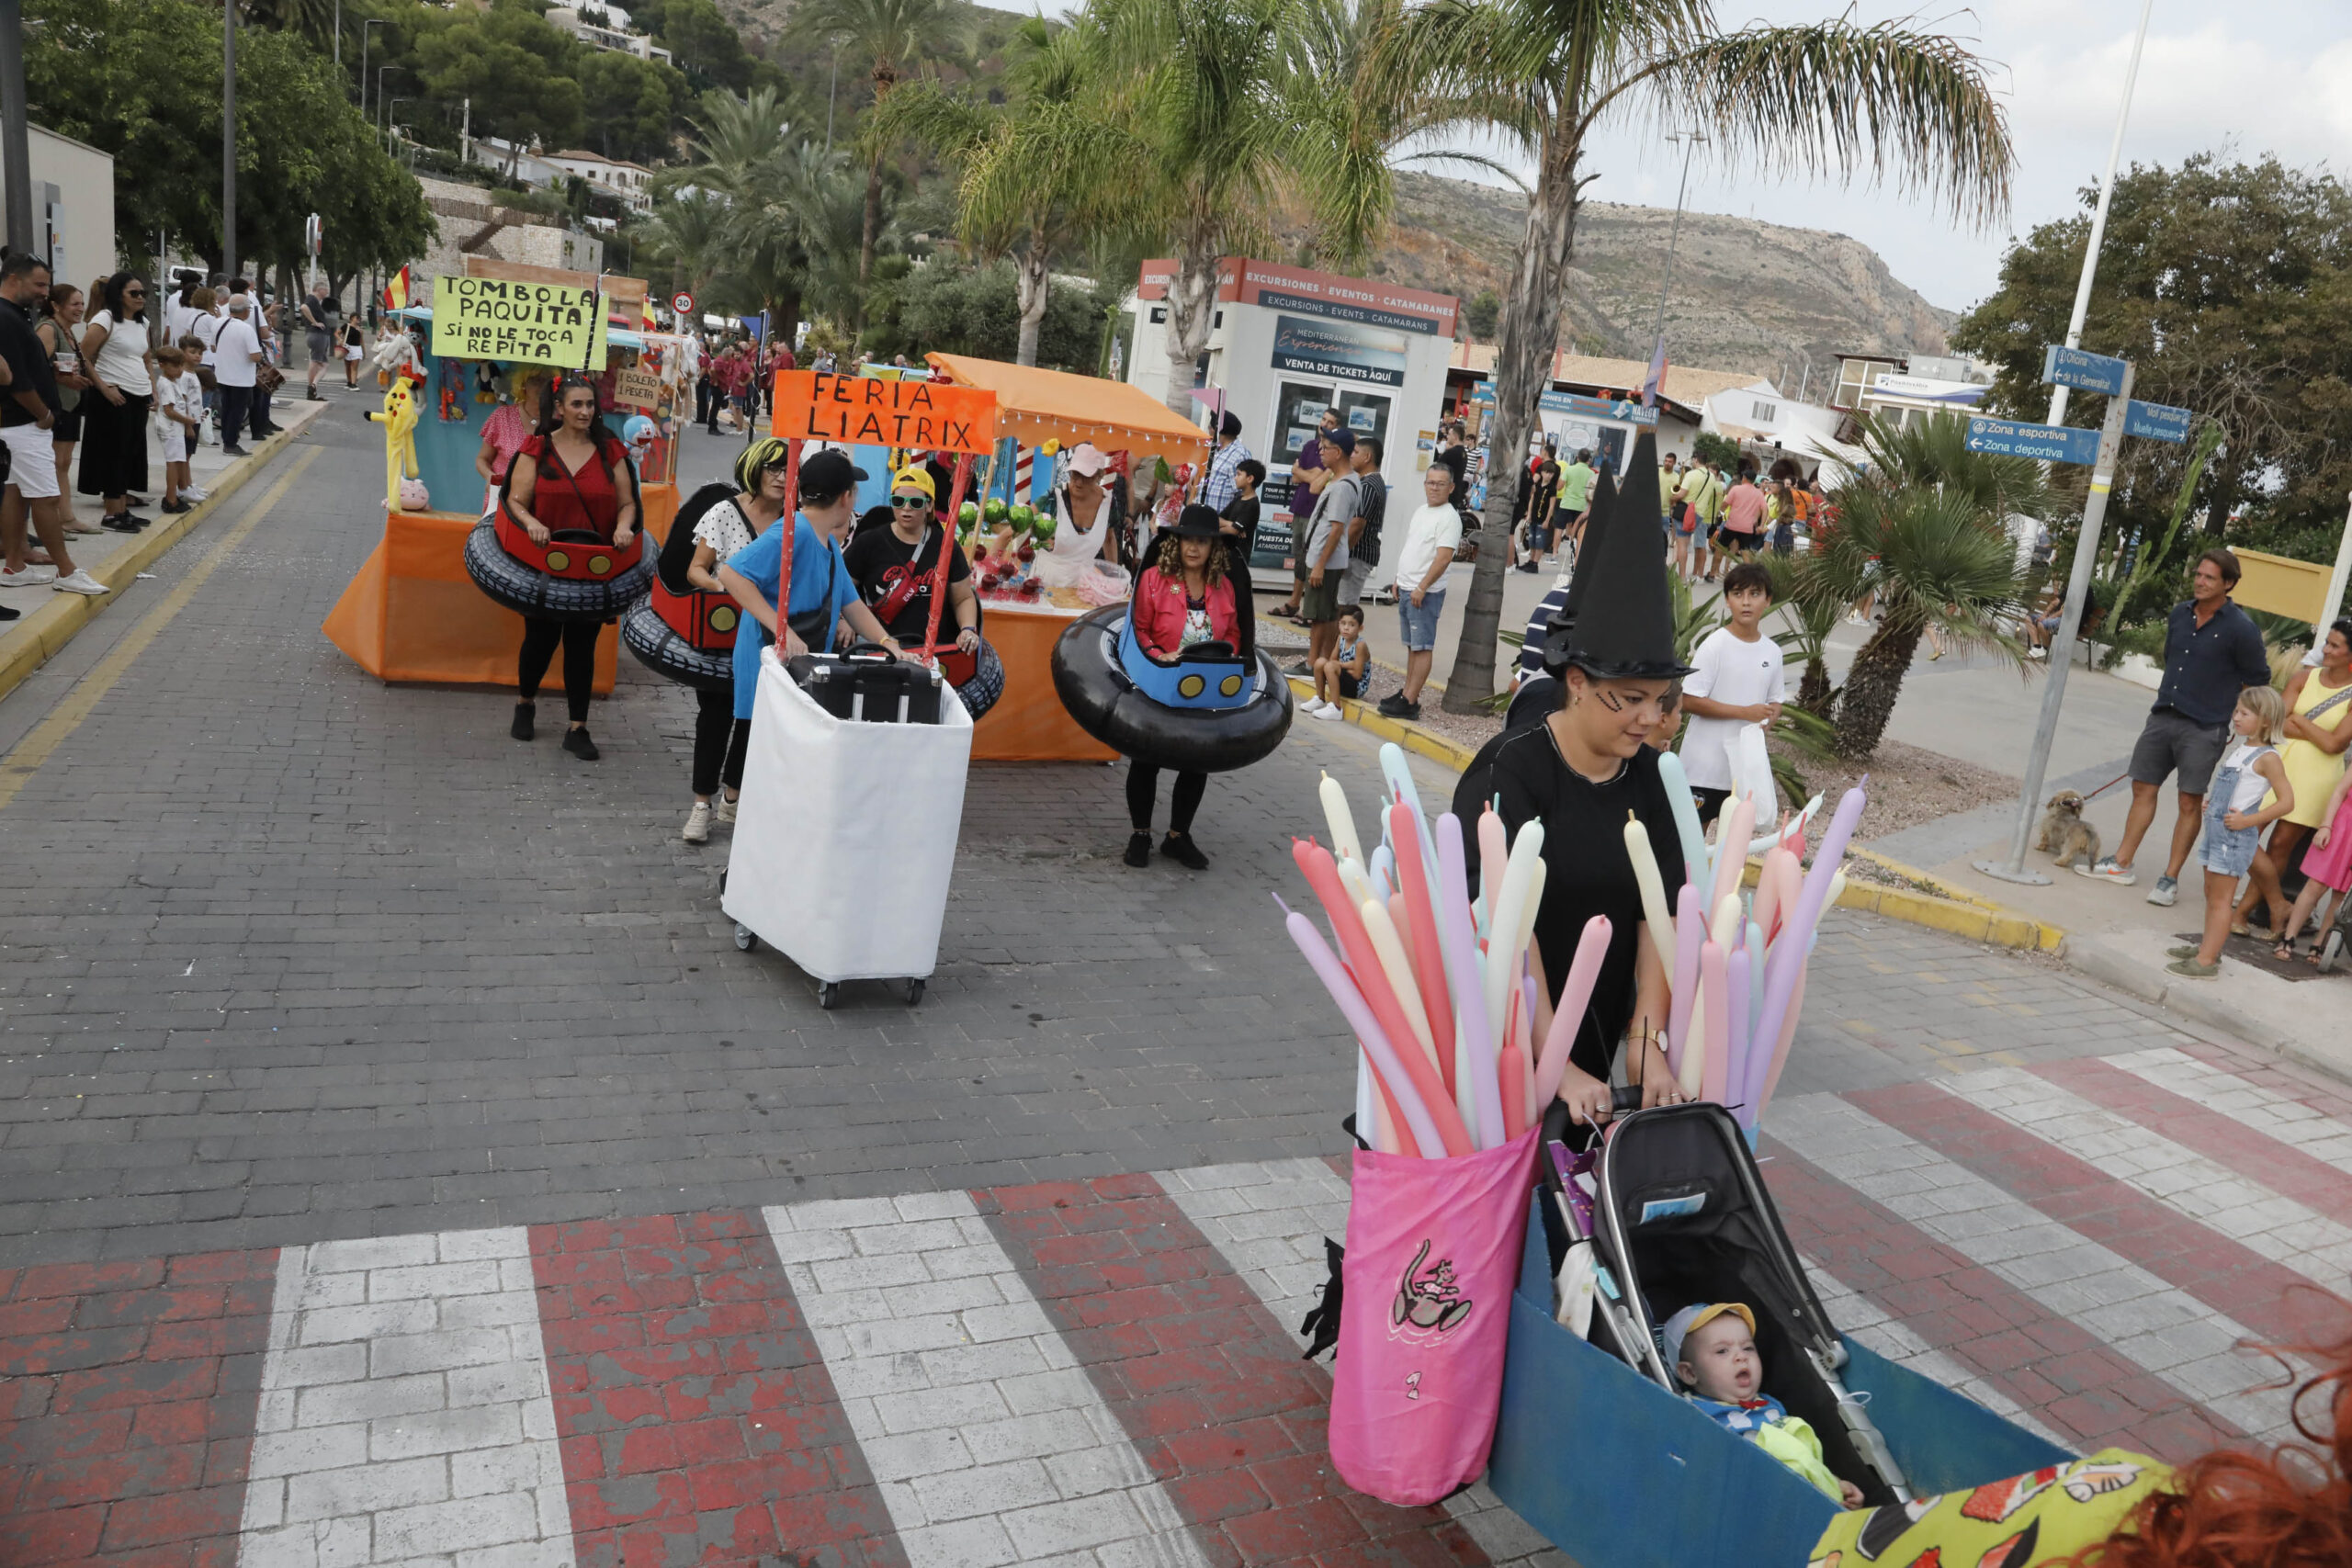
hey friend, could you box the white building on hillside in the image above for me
[547,6,672,62]
[542,151,656,214]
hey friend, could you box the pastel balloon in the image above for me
[1319,773,1363,868]
[1724,944,1750,1118]
[1656,750,1712,888]
[1533,916,1611,1107]
[1698,940,1730,1105]
[1498,1041,1529,1142]
[1622,813,1678,977]
[1751,784,1865,1084]
[1363,897,1442,1077]
[1486,821,1547,1048]
[1282,908,1440,1156]
[1436,814,1503,1149]
[1392,806,1456,1096]
[1755,961,1810,1117]
[1709,795,1756,934]
[1668,883,1704,1077]
[1752,846,1794,944]
[1476,808,1509,939]
[1752,793,1824,859]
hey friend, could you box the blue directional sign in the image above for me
[1965,416,2103,466]
[1537,389,1660,427]
[2124,400,2192,444]
[2041,344,2130,397]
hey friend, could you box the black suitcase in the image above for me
[788,645,944,725]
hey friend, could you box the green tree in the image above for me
[27,0,429,276]
[1084,0,1408,417]
[1807,412,2054,758]
[667,87,866,342]
[633,0,757,90]
[415,0,588,175]
[579,50,689,164]
[1401,0,2014,713]
[1951,153,2352,551]
[1463,287,1501,340]
[865,256,1102,369]
[797,0,965,314]
[873,17,1147,364]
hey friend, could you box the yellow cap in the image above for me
[890,465,936,501]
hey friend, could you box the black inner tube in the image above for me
[1050,604,1292,774]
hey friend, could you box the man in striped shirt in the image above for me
[1200,410,1251,513]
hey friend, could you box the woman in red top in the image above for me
[1122,506,1240,872]
[504,374,639,761]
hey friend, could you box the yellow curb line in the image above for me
[1289,674,2065,954]
[0,416,313,707]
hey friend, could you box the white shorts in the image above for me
[0,417,59,498]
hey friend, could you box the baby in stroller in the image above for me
[1664,1302,1862,1508]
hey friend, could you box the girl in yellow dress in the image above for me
[2234,618,2352,941]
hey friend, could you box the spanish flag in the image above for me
[381,265,412,311]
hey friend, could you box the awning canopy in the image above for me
[925,353,1212,467]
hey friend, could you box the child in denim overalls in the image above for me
[2169,684,2293,978]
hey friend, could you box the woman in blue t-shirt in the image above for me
[715,446,915,725]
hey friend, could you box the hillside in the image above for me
[1291,170,1956,386]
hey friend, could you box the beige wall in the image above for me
[0,125,118,288]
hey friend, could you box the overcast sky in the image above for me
[1429,0,2352,313]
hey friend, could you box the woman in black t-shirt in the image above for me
[843,465,980,652]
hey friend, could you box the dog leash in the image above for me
[2080,773,2130,803]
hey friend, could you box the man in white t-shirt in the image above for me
[210,296,266,456]
[1677,558,1784,825]
[1376,462,1463,721]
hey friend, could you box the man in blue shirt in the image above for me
[716,448,911,723]
[2082,547,2274,906]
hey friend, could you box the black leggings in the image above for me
[1126,761,1205,835]
[517,618,599,724]
[693,685,752,798]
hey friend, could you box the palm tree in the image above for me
[797,0,966,319]
[638,187,730,306]
[872,18,1149,365]
[1808,412,2056,759]
[1396,1,2016,713]
[669,89,865,344]
[1085,0,1417,418]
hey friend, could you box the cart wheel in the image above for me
[903,978,924,1006]
[819,981,842,1010]
[2321,931,2343,976]
[733,923,757,953]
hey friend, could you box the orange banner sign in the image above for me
[772,371,1000,454]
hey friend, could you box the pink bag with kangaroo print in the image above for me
[1329,1125,1536,1506]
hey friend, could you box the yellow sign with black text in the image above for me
[431,276,609,367]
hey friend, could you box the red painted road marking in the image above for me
[2175,1040,2352,1125]
[0,1250,277,1566]
[2037,1056,2352,1222]
[1763,1139,2242,1461]
[529,1211,906,1568]
[975,1174,1491,1568]
[1851,1083,2352,1354]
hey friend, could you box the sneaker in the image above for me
[1286,660,1315,678]
[0,603,17,621]
[101,514,142,533]
[1123,831,1151,868]
[2075,858,2137,886]
[562,727,600,761]
[0,562,57,587]
[2165,957,2220,979]
[682,802,712,844]
[2145,875,2178,908]
[306,389,326,402]
[2166,943,2202,959]
[1312,703,1344,722]
[51,570,107,596]
[1377,694,1421,720]
[715,795,737,824]
[1159,831,1210,870]
[511,702,535,741]
[1298,697,1328,715]
[221,444,250,457]
[180,486,208,502]
[160,498,190,514]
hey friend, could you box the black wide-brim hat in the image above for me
[1542,431,1694,682]
[1165,503,1225,540]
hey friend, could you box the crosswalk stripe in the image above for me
[762,1191,1209,1568]
[1778,1093,2294,1446]
[2109,1045,2352,1173]
[1763,1134,2242,1461]
[237,1230,573,1566]
[1946,1064,2352,1295]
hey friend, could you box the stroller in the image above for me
[1541,1100,1909,1506]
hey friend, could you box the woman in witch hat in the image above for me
[1489,433,1693,1127]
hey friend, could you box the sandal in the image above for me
[2274,940,2298,963]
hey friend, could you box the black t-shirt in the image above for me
[843,523,971,640]
[0,296,56,423]
[300,295,341,334]
[1491,726,1687,1088]
[1354,473,1385,567]
[1220,495,1261,559]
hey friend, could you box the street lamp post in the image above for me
[2042,0,2156,433]
[385,97,412,150]
[377,66,405,140]
[360,19,388,118]
[0,0,35,256]
[222,0,237,278]
[1642,130,1705,402]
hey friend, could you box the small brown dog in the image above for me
[2035,789,2100,870]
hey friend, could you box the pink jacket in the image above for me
[1131,570,1238,659]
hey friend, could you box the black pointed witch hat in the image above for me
[1543,433,1693,681]
[1554,468,1617,632]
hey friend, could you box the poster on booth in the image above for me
[431,276,610,368]
[771,370,1000,455]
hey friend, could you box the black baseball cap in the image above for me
[800,447,869,497]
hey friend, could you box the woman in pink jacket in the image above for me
[1123,506,1239,871]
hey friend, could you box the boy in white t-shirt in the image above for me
[1678,559,1784,825]
[153,347,205,513]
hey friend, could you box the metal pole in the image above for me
[1979,362,2136,884]
[824,43,839,152]
[333,0,340,64]
[1645,132,1702,355]
[2043,0,2154,434]
[222,0,237,279]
